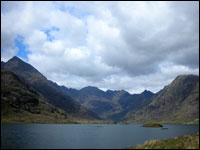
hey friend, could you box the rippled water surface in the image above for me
[1,124,199,149]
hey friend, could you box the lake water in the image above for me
[1,124,199,149]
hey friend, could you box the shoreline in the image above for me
[1,122,199,125]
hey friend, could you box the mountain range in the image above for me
[1,56,199,124]
[61,86,154,122]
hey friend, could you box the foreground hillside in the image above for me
[125,75,199,124]
[1,69,75,123]
[127,134,199,149]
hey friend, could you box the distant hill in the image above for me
[2,56,100,121]
[125,75,199,124]
[1,69,75,123]
[61,85,154,122]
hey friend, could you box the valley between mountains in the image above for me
[1,56,199,124]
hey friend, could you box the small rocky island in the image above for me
[142,123,163,127]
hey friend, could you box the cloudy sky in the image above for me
[1,1,199,94]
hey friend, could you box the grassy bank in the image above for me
[127,133,199,149]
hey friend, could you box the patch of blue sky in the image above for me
[56,3,90,19]
[15,35,30,61]
[71,9,91,19]
[42,26,60,42]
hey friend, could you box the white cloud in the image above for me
[24,30,47,52]
[1,1,199,94]
[1,47,18,62]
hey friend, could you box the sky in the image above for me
[1,1,199,94]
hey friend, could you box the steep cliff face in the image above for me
[126,75,199,124]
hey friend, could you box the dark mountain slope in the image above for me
[1,61,5,68]
[2,56,99,120]
[1,69,75,123]
[125,75,199,124]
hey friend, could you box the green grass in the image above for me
[127,134,199,149]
